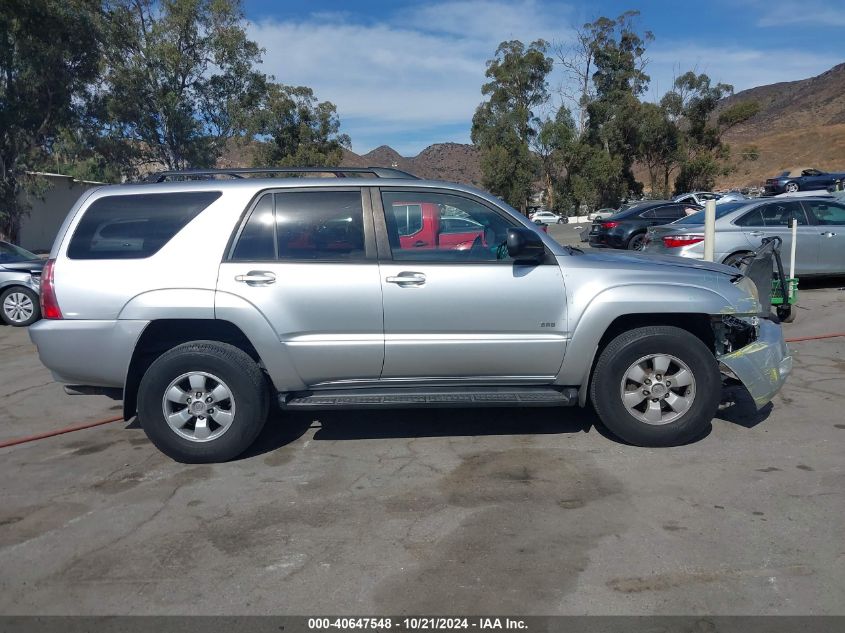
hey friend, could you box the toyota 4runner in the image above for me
[29,167,792,462]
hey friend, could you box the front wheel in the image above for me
[138,341,269,463]
[785,182,799,193]
[1,287,41,327]
[590,326,721,446]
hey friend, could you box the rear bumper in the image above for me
[28,319,149,388]
[718,319,792,409]
[589,232,625,248]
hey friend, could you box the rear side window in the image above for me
[231,195,275,260]
[735,208,764,227]
[230,190,366,261]
[651,205,687,219]
[68,192,221,259]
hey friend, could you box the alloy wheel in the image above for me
[3,291,34,324]
[161,371,236,442]
[620,353,696,425]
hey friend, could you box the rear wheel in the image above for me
[590,326,721,446]
[138,341,269,463]
[1,287,40,327]
[723,251,752,268]
[627,233,646,251]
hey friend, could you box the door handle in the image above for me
[235,271,276,285]
[386,272,426,286]
[820,231,837,237]
[413,240,427,247]
[748,230,764,237]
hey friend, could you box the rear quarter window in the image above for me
[67,192,221,259]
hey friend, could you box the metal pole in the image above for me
[789,218,797,280]
[703,199,716,262]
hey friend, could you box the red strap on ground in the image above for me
[785,333,845,343]
[0,416,124,449]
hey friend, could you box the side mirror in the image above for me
[506,227,546,263]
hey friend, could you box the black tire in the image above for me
[589,326,721,447]
[785,182,799,193]
[0,286,41,327]
[723,251,752,268]
[777,305,796,323]
[138,340,269,463]
[627,233,646,251]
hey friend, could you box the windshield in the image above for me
[671,202,747,224]
[0,241,39,263]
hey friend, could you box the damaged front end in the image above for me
[713,314,792,409]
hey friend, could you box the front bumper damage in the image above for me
[717,319,792,409]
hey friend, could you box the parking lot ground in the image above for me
[1,282,843,615]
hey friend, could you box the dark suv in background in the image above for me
[589,201,703,251]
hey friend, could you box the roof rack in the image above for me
[142,166,419,183]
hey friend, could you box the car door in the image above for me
[375,188,567,382]
[736,201,820,274]
[216,189,384,386]
[802,199,845,274]
[802,170,830,191]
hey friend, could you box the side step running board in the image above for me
[279,386,578,410]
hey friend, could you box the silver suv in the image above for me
[29,167,792,462]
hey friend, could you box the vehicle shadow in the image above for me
[715,384,773,429]
[795,275,845,290]
[242,385,773,459]
[241,405,597,459]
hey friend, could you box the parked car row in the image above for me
[0,241,43,327]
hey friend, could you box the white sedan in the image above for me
[530,211,567,224]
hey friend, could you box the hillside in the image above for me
[717,62,845,188]
[342,142,483,186]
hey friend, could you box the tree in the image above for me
[582,11,652,203]
[471,40,553,212]
[534,106,577,211]
[252,84,350,167]
[638,102,681,198]
[550,11,654,210]
[662,72,759,192]
[0,0,102,241]
[97,0,266,175]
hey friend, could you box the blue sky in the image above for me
[243,0,845,155]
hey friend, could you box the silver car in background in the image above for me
[644,197,845,275]
[0,241,43,327]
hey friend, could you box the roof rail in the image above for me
[142,166,418,183]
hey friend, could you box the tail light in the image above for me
[40,259,63,319]
[601,221,619,229]
[662,234,704,249]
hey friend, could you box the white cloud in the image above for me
[755,1,845,27]
[646,45,841,100]
[248,1,573,154]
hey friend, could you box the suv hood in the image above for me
[577,249,738,277]
[0,259,45,273]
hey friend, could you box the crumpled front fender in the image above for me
[718,319,792,409]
